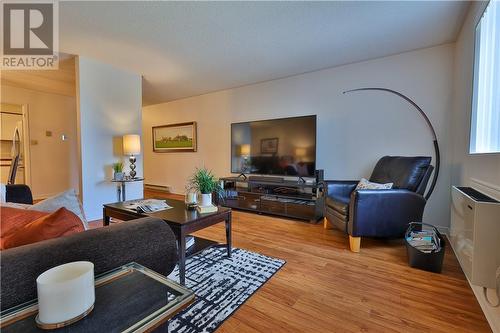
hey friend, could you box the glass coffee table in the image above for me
[0,263,194,332]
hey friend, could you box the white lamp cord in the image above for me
[483,266,500,307]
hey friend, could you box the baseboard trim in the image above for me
[33,191,80,201]
[144,183,171,192]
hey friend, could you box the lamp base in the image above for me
[129,155,137,179]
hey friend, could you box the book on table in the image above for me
[197,205,218,214]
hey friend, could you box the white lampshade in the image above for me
[295,148,306,157]
[123,134,141,155]
[240,144,251,156]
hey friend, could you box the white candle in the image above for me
[37,261,95,324]
[186,192,196,204]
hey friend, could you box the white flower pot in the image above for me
[114,172,124,181]
[200,193,212,207]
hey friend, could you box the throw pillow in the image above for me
[0,202,31,210]
[2,207,84,250]
[0,207,49,241]
[29,189,88,229]
[355,178,393,191]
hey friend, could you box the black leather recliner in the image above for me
[5,184,34,204]
[324,156,434,252]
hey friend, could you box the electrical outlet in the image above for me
[45,131,52,137]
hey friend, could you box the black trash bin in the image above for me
[405,222,445,273]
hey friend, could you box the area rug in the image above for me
[167,246,285,333]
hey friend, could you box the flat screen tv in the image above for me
[231,115,316,177]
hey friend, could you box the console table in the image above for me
[111,177,144,202]
[220,176,324,222]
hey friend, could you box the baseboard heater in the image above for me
[144,184,171,193]
[450,186,500,289]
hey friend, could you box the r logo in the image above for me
[3,3,53,55]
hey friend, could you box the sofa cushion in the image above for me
[2,207,84,250]
[29,189,88,229]
[0,202,31,210]
[370,156,431,192]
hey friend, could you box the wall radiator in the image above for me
[450,186,500,290]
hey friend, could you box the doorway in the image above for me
[0,103,31,185]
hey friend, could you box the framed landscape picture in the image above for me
[261,137,279,154]
[152,122,197,152]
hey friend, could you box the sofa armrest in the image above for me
[324,180,358,199]
[348,189,426,238]
[5,184,33,204]
[1,217,178,310]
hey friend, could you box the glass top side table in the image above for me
[0,262,194,333]
[111,177,145,202]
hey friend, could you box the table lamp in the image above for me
[123,134,141,178]
[239,144,251,174]
[295,148,307,158]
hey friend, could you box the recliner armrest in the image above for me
[0,217,178,310]
[348,189,426,238]
[324,180,358,199]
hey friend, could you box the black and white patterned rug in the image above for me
[167,246,285,333]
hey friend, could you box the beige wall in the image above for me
[451,2,500,331]
[1,85,79,199]
[143,43,455,228]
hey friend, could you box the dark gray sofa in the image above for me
[1,185,178,310]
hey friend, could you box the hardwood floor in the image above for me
[100,190,492,332]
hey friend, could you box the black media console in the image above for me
[220,176,324,223]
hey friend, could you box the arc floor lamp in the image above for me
[343,87,440,200]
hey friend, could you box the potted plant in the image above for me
[112,162,124,180]
[188,167,224,206]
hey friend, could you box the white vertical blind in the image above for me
[470,0,500,154]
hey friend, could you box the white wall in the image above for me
[77,56,143,221]
[451,1,500,196]
[1,85,79,199]
[143,44,455,228]
[452,2,500,331]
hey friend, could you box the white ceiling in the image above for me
[60,1,469,105]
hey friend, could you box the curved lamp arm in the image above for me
[343,87,440,200]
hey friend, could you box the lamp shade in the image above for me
[240,144,251,156]
[295,148,306,157]
[123,134,141,155]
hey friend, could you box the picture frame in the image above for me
[152,122,197,152]
[260,137,279,154]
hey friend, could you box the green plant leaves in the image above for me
[188,167,224,200]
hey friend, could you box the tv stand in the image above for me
[220,176,324,223]
[248,175,284,183]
